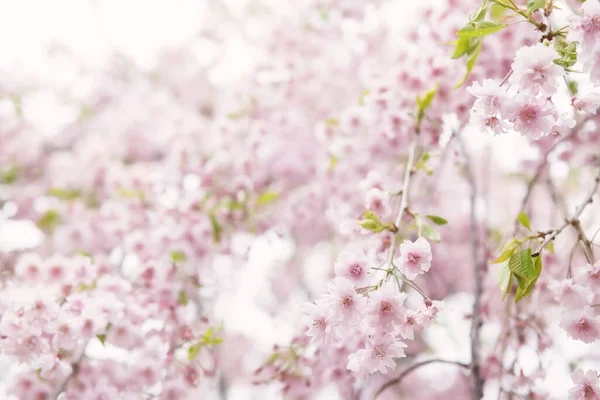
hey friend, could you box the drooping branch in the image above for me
[385,137,419,267]
[532,156,600,258]
[374,359,469,398]
[456,130,485,400]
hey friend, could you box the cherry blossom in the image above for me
[394,237,433,280]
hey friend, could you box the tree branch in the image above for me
[456,131,485,400]
[532,156,600,258]
[374,359,469,398]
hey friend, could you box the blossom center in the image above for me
[349,263,363,277]
[406,253,421,264]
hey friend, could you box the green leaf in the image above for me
[496,260,512,301]
[451,37,471,59]
[178,289,189,306]
[517,212,532,231]
[358,89,370,106]
[416,86,438,113]
[426,215,448,225]
[209,213,223,243]
[554,40,578,70]
[97,334,106,346]
[170,250,188,264]
[492,239,519,264]
[515,255,542,302]
[188,342,203,360]
[115,188,145,201]
[47,188,81,201]
[508,248,537,282]
[546,241,555,254]
[37,210,61,233]
[256,191,279,206]
[0,165,19,184]
[454,38,483,89]
[469,2,490,22]
[358,210,385,233]
[422,224,441,243]
[457,21,506,38]
[527,0,545,14]
[324,118,340,126]
[415,152,434,176]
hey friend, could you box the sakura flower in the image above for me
[569,369,600,400]
[364,188,391,219]
[14,253,43,281]
[505,95,556,140]
[303,299,330,343]
[365,283,407,331]
[568,0,600,52]
[572,90,600,115]
[347,333,406,375]
[394,237,432,280]
[548,279,591,308]
[509,44,563,95]
[325,278,365,323]
[334,248,371,285]
[397,309,424,340]
[467,79,507,114]
[42,255,71,283]
[560,307,600,343]
[470,109,513,135]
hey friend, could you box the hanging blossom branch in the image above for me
[385,137,419,267]
[513,116,595,237]
[532,156,600,258]
[374,358,469,398]
[456,130,486,400]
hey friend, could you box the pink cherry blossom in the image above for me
[334,248,371,285]
[325,278,365,324]
[302,299,330,343]
[347,333,407,375]
[509,44,563,96]
[394,237,432,280]
[569,369,600,400]
[560,307,600,343]
[365,283,407,331]
[568,0,600,52]
[505,95,557,139]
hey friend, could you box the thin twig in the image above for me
[374,359,469,398]
[532,156,600,257]
[386,137,419,267]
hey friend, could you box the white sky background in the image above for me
[0,1,592,399]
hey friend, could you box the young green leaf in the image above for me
[47,188,82,201]
[37,210,61,233]
[426,215,448,225]
[256,191,279,206]
[97,334,107,346]
[170,251,188,264]
[422,224,441,243]
[188,342,203,360]
[495,260,512,301]
[453,38,483,89]
[209,213,223,243]
[515,255,542,302]
[492,239,519,264]
[178,289,189,306]
[457,21,506,38]
[517,212,532,231]
[527,0,545,14]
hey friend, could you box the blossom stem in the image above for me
[386,136,419,267]
[374,359,469,398]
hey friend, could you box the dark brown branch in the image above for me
[374,359,469,398]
